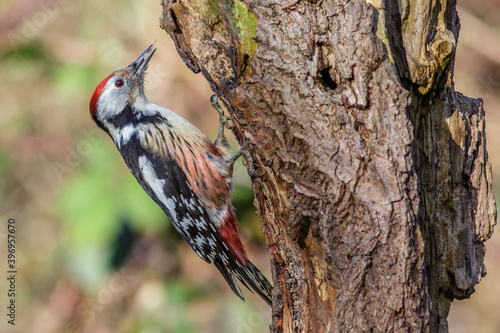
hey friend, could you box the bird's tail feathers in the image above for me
[214,257,272,307]
[214,260,245,301]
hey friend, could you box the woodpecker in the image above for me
[89,44,272,306]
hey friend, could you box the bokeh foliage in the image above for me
[0,1,270,332]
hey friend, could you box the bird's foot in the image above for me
[231,140,265,179]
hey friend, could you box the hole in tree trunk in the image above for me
[318,67,338,90]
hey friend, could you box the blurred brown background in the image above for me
[0,0,498,332]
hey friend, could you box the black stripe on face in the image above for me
[92,114,112,138]
[108,104,172,129]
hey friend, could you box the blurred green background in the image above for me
[0,0,499,332]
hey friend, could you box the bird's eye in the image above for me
[115,79,124,87]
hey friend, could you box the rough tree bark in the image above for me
[159,0,496,332]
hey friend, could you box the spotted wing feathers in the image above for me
[117,126,272,305]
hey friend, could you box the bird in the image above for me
[89,43,272,306]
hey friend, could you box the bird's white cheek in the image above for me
[97,86,127,120]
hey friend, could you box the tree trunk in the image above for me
[159,0,496,332]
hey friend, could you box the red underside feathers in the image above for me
[217,210,249,266]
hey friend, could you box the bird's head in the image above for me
[89,43,156,125]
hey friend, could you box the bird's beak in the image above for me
[131,43,157,76]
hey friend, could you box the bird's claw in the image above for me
[232,140,266,178]
[211,95,265,178]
